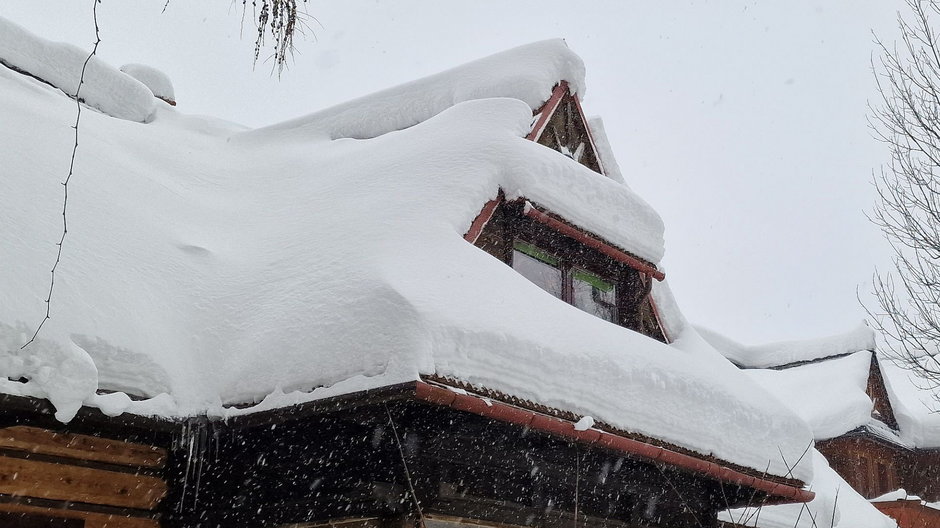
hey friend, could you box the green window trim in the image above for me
[513,240,560,267]
[572,268,614,292]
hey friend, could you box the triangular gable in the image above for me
[527,81,605,175]
[869,354,900,430]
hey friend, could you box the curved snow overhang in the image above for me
[463,193,665,281]
[414,379,814,505]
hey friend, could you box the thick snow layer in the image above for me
[743,351,874,440]
[0,41,812,481]
[722,449,896,528]
[252,39,585,141]
[702,322,875,368]
[881,360,940,448]
[120,63,175,102]
[0,16,155,122]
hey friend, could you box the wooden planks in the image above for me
[0,426,166,468]
[0,456,166,510]
[0,502,158,528]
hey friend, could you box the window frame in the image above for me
[470,198,665,341]
[512,239,620,323]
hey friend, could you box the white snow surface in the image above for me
[701,322,875,368]
[880,359,940,448]
[0,16,155,122]
[120,63,175,102]
[743,351,875,440]
[722,449,897,528]
[0,40,814,481]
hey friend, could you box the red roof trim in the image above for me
[464,196,502,244]
[526,81,569,142]
[415,381,814,504]
[523,203,665,281]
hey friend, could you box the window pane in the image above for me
[572,268,617,322]
[513,250,563,299]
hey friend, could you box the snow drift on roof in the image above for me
[120,63,175,103]
[0,35,812,481]
[0,16,155,122]
[881,359,940,448]
[247,39,585,141]
[744,351,874,440]
[702,322,875,368]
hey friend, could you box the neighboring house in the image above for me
[704,325,940,528]
[0,16,820,528]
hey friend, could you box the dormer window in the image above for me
[467,197,666,341]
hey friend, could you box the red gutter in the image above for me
[526,81,568,142]
[464,196,502,244]
[523,203,666,281]
[414,381,814,504]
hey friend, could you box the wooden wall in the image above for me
[816,435,907,499]
[873,500,940,528]
[0,425,167,528]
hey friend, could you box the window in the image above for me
[470,198,666,341]
[512,240,618,323]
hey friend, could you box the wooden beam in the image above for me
[0,501,157,528]
[0,426,166,468]
[0,456,166,510]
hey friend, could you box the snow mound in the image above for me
[0,16,155,122]
[120,63,175,104]
[702,322,875,368]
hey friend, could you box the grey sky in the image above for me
[3,1,905,344]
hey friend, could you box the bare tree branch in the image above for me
[869,0,940,393]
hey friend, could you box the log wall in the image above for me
[0,425,166,528]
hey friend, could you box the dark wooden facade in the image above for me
[0,382,809,528]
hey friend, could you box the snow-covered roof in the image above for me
[706,321,940,449]
[881,359,940,449]
[743,351,875,441]
[0,17,815,482]
[0,16,156,122]
[700,322,875,369]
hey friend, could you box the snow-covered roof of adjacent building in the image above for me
[881,359,940,449]
[0,15,816,482]
[699,322,876,369]
[705,321,940,450]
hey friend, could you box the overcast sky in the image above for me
[3,1,908,344]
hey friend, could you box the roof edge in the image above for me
[414,379,813,504]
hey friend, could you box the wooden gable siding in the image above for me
[816,435,908,499]
[533,90,603,175]
[867,356,899,430]
[904,449,940,502]
[873,500,940,528]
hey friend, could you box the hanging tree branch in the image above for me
[21,0,101,350]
